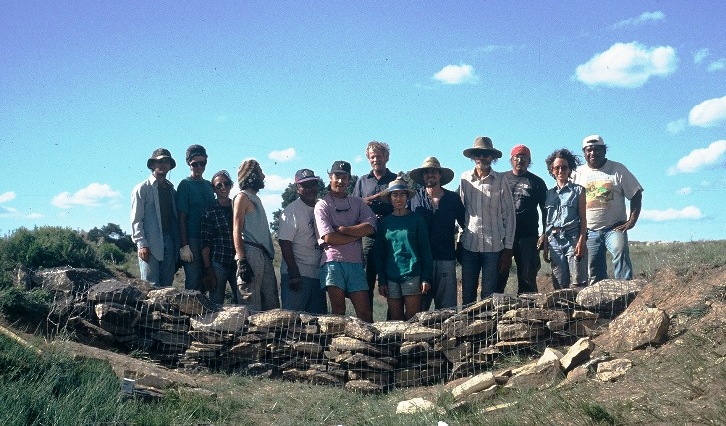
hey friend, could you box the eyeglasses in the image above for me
[552,165,570,171]
[190,161,207,168]
[214,181,233,190]
[333,197,351,212]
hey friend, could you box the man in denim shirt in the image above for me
[131,148,180,287]
[409,157,465,309]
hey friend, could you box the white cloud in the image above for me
[667,140,726,175]
[694,48,710,64]
[666,118,686,134]
[641,206,704,222]
[611,11,665,29]
[700,180,711,187]
[0,205,19,217]
[677,187,692,195]
[707,59,726,72]
[433,64,479,85]
[268,148,296,163]
[51,183,122,208]
[574,42,677,88]
[27,213,44,219]
[0,191,16,203]
[264,174,292,191]
[354,155,364,164]
[688,96,726,127]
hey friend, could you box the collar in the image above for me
[468,168,498,182]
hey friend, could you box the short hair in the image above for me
[544,148,582,178]
[366,140,390,158]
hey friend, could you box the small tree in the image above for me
[87,223,134,253]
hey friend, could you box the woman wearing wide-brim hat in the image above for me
[373,172,433,320]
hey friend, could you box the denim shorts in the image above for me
[386,276,421,299]
[320,262,369,294]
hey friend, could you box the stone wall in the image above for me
[19,267,647,392]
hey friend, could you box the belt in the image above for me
[244,240,273,260]
[550,223,579,235]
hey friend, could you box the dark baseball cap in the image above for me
[295,168,321,184]
[328,160,351,175]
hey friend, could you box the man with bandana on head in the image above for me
[233,159,280,311]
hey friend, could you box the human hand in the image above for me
[421,281,431,295]
[498,248,514,274]
[378,284,389,297]
[236,258,254,283]
[536,234,547,251]
[180,245,194,263]
[203,267,217,292]
[288,274,302,292]
[138,247,150,262]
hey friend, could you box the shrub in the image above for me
[0,287,52,323]
[97,242,126,264]
[1,226,104,270]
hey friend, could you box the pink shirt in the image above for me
[314,193,376,264]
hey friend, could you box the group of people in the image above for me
[131,134,643,323]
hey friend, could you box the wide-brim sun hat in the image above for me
[409,156,455,186]
[381,172,416,199]
[463,136,503,159]
[147,148,176,170]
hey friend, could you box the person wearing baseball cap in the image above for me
[177,144,216,292]
[278,169,327,314]
[572,134,644,284]
[409,156,465,309]
[314,160,377,322]
[459,136,516,304]
[497,144,548,294]
[131,148,180,287]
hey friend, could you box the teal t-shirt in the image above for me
[374,212,433,284]
[176,177,215,239]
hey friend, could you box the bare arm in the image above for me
[233,194,251,259]
[615,190,642,232]
[322,231,362,246]
[336,223,375,238]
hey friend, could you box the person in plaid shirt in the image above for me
[201,170,239,305]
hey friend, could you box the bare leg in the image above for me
[348,290,373,323]
[387,297,405,321]
[327,286,347,316]
[403,295,422,321]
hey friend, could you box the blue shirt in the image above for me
[409,187,465,261]
[176,177,215,239]
[545,182,584,235]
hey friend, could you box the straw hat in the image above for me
[381,172,416,199]
[409,156,455,186]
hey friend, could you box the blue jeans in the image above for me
[549,231,587,288]
[210,261,239,305]
[280,274,327,315]
[139,233,176,287]
[182,238,204,291]
[461,248,500,305]
[586,227,633,283]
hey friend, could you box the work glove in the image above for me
[179,245,194,263]
[236,258,254,283]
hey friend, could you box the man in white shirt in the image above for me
[572,135,643,284]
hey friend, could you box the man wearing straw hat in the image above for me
[409,156,465,309]
[459,137,516,304]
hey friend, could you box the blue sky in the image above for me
[2,1,725,242]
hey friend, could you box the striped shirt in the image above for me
[459,169,516,252]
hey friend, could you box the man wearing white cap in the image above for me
[572,135,643,284]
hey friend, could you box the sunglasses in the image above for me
[333,197,351,212]
[214,181,233,190]
[190,161,207,168]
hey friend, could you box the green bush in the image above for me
[0,226,104,269]
[97,242,126,264]
[0,287,52,323]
